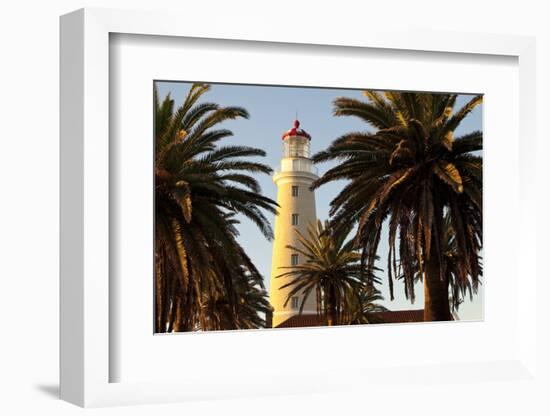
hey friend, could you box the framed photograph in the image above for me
[60,8,538,408]
[151,80,483,332]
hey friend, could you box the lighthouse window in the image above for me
[291,296,299,309]
[291,213,299,226]
[292,186,299,197]
[291,254,299,266]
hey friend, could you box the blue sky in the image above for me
[156,81,483,321]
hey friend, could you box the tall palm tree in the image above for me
[394,214,483,317]
[312,91,482,321]
[276,220,382,326]
[155,83,278,332]
[440,213,483,313]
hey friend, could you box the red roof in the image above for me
[370,310,425,323]
[277,314,325,328]
[281,119,311,140]
[275,309,442,328]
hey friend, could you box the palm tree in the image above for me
[396,213,484,316]
[155,83,278,332]
[312,91,482,321]
[440,213,483,313]
[276,220,382,326]
[201,270,272,331]
[344,286,388,324]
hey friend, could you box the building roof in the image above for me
[281,119,311,141]
[275,309,441,328]
[277,314,325,328]
[370,309,425,323]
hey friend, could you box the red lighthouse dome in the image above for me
[281,119,311,140]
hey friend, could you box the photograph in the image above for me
[154,81,483,333]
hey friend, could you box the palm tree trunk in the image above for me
[155,255,163,333]
[423,252,451,321]
[327,287,336,326]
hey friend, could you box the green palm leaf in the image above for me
[275,220,383,326]
[313,90,482,321]
[154,83,277,332]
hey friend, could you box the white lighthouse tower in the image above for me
[269,120,318,328]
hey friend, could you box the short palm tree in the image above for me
[313,91,482,321]
[155,83,277,332]
[201,270,272,331]
[344,286,388,324]
[276,220,381,326]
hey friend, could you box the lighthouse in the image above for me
[269,120,319,328]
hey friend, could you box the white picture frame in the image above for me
[60,7,538,408]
